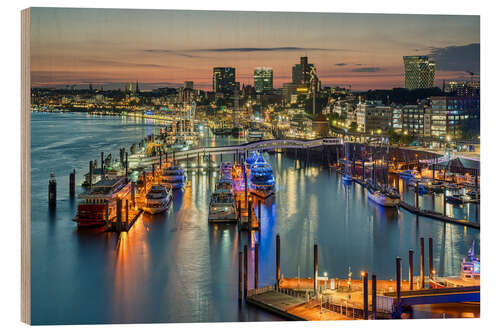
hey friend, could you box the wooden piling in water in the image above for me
[372,274,377,320]
[363,272,368,320]
[420,237,425,289]
[409,249,414,290]
[254,243,259,289]
[48,173,57,208]
[105,201,109,230]
[116,199,122,232]
[89,160,93,192]
[314,243,318,294]
[238,251,242,303]
[69,170,75,198]
[258,200,261,229]
[429,237,434,279]
[125,199,129,231]
[244,245,248,299]
[276,234,281,284]
[396,256,402,318]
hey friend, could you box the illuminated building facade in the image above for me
[213,67,238,95]
[403,56,435,90]
[254,67,273,93]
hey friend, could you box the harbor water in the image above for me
[30,113,480,324]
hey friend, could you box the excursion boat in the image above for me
[247,128,263,141]
[143,185,172,214]
[398,169,419,180]
[161,166,186,190]
[429,241,480,289]
[220,162,233,180]
[73,176,131,228]
[215,178,233,191]
[249,154,275,198]
[208,189,237,222]
[366,184,400,207]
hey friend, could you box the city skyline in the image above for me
[31,8,480,91]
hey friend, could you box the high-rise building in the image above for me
[292,56,315,85]
[213,67,237,95]
[403,56,435,90]
[254,67,273,93]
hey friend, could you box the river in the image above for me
[30,112,480,324]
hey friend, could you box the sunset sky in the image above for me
[30,8,480,91]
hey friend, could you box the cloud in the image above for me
[335,63,347,66]
[427,43,479,72]
[144,46,354,56]
[351,67,383,73]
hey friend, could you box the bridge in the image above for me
[133,138,344,166]
[385,286,480,306]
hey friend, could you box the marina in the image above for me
[31,113,480,324]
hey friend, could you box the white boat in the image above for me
[143,185,172,214]
[161,166,186,190]
[220,162,233,180]
[208,189,237,222]
[247,128,264,141]
[367,184,400,207]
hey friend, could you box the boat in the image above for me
[208,189,237,222]
[398,169,419,179]
[249,153,275,198]
[215,178,233,191]
[446,193,471,205]
[342,174,353,183]
[143,185,173,214]
[73,176,131,228]
[161,166,186,190]
[424,180,446,193]
[367,184,400,207]
[232,126,244,138]
[220,162,233,180]
[247,128,263,141]
[214,126,232,136]
[429,241,480,288]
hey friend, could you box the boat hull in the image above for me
[367,191,400,207]
[208,207,237,222]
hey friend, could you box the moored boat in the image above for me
[367,184,400,207]
[208,189,237,222]
[249,153,275,198]
[73,176,131,228]
[143,184,172,214]
[161,166,186,190]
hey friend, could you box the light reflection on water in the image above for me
[30,113,479,324]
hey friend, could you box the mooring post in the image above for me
[276,234,281,285]
[152,164,156,182]
[237,200,241,226]
[173,151,176,165]
[420,237,425,289]
[160,153,162,168]
[362,159,365,182]
[69,170,75,198]
[238,251,242,303]
[363,272,368,320]
[442,188,446,216]
[125,152,129,182]
[415,181,419,209]
[429,237,434,279]
[244,167,248,205]
[258,200,261,229]
[244,245,248,299]
[409,249,414,290]
[314,243,318,295]
[396,256,402,318]
[372,274,377,320]
[254,242,259,289]
[101,152,104,178]
[89,160,93,191]
[247,199,252,227]
[125,199,129,231]
[197,152,200,168]
[116,199,122,232]
[48,173,57,208]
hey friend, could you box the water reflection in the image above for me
[30,113,480,324]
